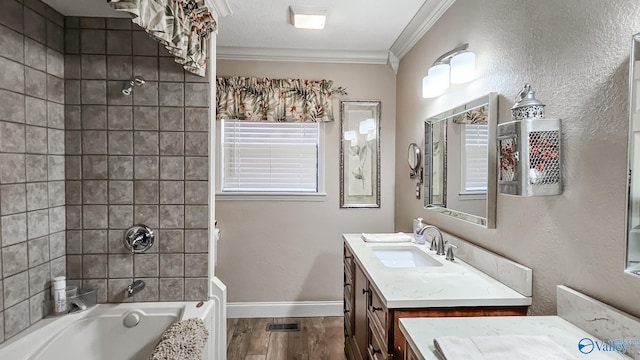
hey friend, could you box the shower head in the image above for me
[122,76,146,95]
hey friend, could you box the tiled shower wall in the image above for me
[0,0,66,342]
[64,18,210,303]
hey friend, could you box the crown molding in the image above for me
[390,0,456,60]
[388,52,400,74]
[206,0,232,20]
[217,46,389,65]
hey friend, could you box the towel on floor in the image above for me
[434,335,578,360]
[148,318,209,360]
[361,232,412,243]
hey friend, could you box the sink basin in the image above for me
[371,247,443,268]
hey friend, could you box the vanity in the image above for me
[399,286,639,359]
[343,234,532,360]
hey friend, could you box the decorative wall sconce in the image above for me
[498,84,562,196]
[422,43,476,98]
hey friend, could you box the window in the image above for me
[461,124,488,193]
[219,120,322,195]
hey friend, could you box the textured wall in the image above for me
[395,0,640,316]
[0,0,66,343]
[216,60,396,303]
[64,18,210,303]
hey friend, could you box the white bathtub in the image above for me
[0,301,216,360]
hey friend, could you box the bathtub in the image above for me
[0,301,216,360]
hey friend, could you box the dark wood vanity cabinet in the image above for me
[344,246,368,360]
[343,244,529,360]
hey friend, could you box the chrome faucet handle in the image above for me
[445,243,458,261]
[436,236,445,256]
[429,236,438,251]
[124,225,155,254]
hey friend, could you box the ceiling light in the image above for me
[422,44,476,98]
[289,6,328,30]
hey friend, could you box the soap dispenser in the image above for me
[413,218,426,244]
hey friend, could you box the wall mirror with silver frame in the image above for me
[625,32,640,275]
[424,93,498,228]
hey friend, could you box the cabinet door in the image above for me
[405,341,419,360]
[344,247,355,336]
[354,262,369,359]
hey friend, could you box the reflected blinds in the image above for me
[463,124,489,192]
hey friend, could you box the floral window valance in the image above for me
[108,0,217,77]
[216,77,348,122]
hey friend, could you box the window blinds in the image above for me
[221,120,319,192]
[463,124,489,192]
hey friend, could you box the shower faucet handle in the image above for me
[123,225,155,253]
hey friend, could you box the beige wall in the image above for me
[396,0,640,316]
[216,61,396,302]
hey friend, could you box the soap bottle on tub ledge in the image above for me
[413,218,427,244]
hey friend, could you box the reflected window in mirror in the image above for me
[461,123,488,196]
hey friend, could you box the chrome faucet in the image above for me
[125,280,146,298]
[68,297,88,312]
[417,225,446,255]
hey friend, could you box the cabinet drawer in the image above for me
[368,322,389,360]
[368,288,387,337]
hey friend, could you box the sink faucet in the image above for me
[417,225,446,256]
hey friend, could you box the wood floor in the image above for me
[227,317,346,360]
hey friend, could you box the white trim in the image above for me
[208,278,227,360]
[388,52,400,75]
[457,192,487,201]
[208,34,217,279]
[227,301,343,318]
[207,0,232,20]
[390,0,456,60]
[217,46,389,64]
[216,192,327,202]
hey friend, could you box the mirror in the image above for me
[408,143,423,199]
[408,143,422,171]
[626,33,640,275]
[424,93,498,228]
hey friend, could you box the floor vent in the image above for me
[266,322,300,332]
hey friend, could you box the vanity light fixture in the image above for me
[422,43,476,98]
[289,6,328,30]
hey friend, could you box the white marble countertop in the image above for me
[343,234,531,308]
[399,316,632,359]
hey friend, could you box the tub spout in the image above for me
[68,298,88,312]
[125,280,146,298]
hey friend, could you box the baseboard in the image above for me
[227,301,343,318]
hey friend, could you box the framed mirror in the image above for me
[424,93,498,228]
[625,33,640,275]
